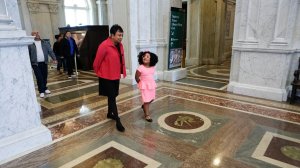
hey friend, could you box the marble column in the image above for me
[96,0,108,25]
[228,0,300,101]
[0,0,52,163]
[49,3,60,35]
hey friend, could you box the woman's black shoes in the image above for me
[107,113,125,132]
[107,113,116,120]
[116,118,125,132]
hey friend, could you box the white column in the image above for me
[0,0,52,163]
[121,0,138,85]
[228,0,299,101]
[49,4,60,35]
[106,0,113,27]
[0,0,16,31]
[96,0,108,25]
[0,0,7,16]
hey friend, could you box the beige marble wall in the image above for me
[200,0,226,65]
[18,0,98,45]
[223,0,236,61]
[186,0,200,66]
[187,0,233,66]
[200,0,217,65]
[18,0,62,44]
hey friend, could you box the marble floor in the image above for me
[1,66,300,168]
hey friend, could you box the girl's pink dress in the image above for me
[137,65,157,103]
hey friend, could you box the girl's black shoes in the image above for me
[145,115,153,122]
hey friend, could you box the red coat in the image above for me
[93,38,126,80]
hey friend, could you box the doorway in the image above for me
[179,0,236,91]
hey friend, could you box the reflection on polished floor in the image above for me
[1,66,300,168]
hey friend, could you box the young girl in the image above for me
[135,51,158,122]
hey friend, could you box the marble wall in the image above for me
[224,1,236,60]
[200,0,218,65]
[18,0,98,44]
[288,1,300,85]
[186,0,200,66]
[0,0,51,163]
[187,0,234,66]
[228,0,300,101]
[18,0,63,43]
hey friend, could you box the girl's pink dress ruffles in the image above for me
[137,65,156,103]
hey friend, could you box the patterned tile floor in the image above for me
[1,66,300,168]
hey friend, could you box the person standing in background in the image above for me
[60,31,78,78]
[28,31,57,98]
[93,24,127,132]
[53,33,66,74]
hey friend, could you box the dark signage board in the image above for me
[168,7,186,70]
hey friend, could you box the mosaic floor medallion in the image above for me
[59,141,161,168]
[206,69,230,76]
[158,111,211,133]
[252,132,300,168]
[189,66,230,80]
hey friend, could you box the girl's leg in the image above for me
[142,102,152,122]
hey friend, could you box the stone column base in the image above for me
[228,82,288,101]
[0,125,52,164]
[163,68,187,82]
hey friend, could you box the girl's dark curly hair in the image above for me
[137,51,158,66]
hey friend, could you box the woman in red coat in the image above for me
[93,24,126,132]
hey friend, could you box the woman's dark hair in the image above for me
[138,51,158,67]
[110,24,123,35]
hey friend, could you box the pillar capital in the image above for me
[49,4,58,13]
[27,2,40,13]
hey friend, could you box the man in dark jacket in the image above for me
[60,31,78,78]
[53,33,65,74]
[28,32,56,98]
